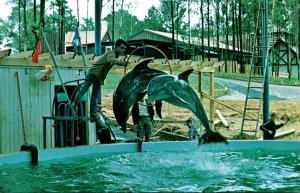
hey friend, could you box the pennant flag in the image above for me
[32,39,41,63]
[72,28,80,49]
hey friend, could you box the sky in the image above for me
[0,0,160,49]
[67,0,160,21]
[0,0,161,21]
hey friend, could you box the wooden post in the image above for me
[198,71,203,101]
[209,71,215,129]
[197,66,215,131]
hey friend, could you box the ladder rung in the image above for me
[247,96,262,100]
[249,86,263,89]
[245,107,260,111]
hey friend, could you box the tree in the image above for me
[216,0,220,61]
[104,10,143,41]
[143,6,165,31]
[80,17,95,31]
[0,0,77,52]
[159,0,187,35]
[238,0,244,73]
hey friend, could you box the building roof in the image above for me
[129,29,249,52]
[65,21,111,47]
[270,38,298,55]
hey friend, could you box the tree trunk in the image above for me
[216,0,220,62]
[59,2,65,55]
[188,0,191,48]
[201,0,204,61]
[23,0,27,51]
[171,0,175,59]
[232,0,236,73]
[176,1,179,59]
[207,0,210,61]
[118,0,124,39]
[225,0,229,72]
[238,0,244,73]
[297,4,300,79]
[112,0,115,48]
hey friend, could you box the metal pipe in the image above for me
[58,103,65,147]
[262,0,270,122]
[95,0,103,56]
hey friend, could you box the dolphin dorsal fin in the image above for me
[132,58,154,71]
[178,69,194,83]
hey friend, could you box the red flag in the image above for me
[32,40,41,63]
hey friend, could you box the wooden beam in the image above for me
[201,61,214,67]
[202,92,261,122]
[275,129,295,139]
[0,49,12,58]
[216,109,229,128]
[209,71,215,129]
[258,129,295,140]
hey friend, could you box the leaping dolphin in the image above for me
[113,58,166,132]
[147,69,227,144]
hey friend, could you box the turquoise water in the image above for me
[0,149,299,192]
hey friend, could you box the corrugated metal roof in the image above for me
[65,21,111,47]
[130,29,249,52]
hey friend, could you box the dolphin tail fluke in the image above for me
[199,130,228,144]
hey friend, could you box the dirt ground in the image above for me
[101,94,300,141]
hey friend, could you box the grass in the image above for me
[103,70,299,97]
[103,72,225,94]
[216,71,300,86]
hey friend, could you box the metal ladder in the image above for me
[240,1,274,138]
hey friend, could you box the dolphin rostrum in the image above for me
[147,69,227,144]
[113,58,166,132]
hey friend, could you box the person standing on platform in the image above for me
[72,39,128,123]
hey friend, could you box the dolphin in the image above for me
[113,58,166,132]
[147,69,227,144]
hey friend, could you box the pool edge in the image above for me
[0,140,299,166]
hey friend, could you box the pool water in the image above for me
[0,149,299,192]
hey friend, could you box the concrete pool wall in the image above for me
[0,140,299,166]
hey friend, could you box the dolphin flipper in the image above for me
[170,90,190,105]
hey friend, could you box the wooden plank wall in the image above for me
[0,53,238,154]
[0,65,86,154]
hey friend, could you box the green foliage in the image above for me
[159,0,188,34]
[0,0,77,52]
[104,10,144,40]
[143,6,165,32]
[0,0,298,56]
[80,17,95,31]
